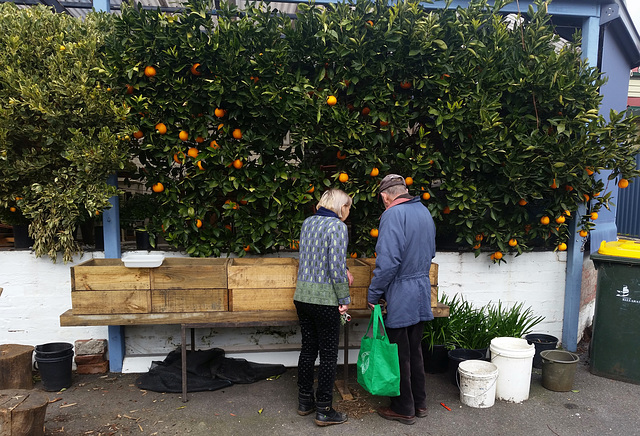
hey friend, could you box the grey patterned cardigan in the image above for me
[293,209,351,306]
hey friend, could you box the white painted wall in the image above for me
[0,249,568,372]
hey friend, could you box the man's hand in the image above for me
[338,304,349,315]
[347,270,354,286]
[367,302,375,311]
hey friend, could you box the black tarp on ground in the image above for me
[135,348,287,393]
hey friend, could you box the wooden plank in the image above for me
[229,288,296,311]
[227,258,298,289]
[348,287,368,310]
[151,258,228,289]
[59,309,301,326]
[72,259,150,291]
[431,285,438,308]
[151,289,227,313]
[346,258,371,287]
[71,290,151,314]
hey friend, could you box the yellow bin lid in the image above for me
[598,240,640,259]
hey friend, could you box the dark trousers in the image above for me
[294,300,341,404]
[387,322,427,416]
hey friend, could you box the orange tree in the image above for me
[0,4,131,262]
[104,0,639,260]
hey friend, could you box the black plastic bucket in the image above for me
[35,342,73,359]
[35,353,73,391]
[448,348,484,386]
[525,334,559,369]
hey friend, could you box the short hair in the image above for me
[317,189,352,218]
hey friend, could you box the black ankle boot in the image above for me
[314,402,347,426]
[297,392,315,416]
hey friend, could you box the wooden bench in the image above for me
[60,303,449,401]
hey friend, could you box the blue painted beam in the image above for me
[103,174,124,372]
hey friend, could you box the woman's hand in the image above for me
[338,304,349,315]
[347,270,354,286]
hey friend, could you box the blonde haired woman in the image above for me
[293,189,354,426]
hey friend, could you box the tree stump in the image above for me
[0,389,49,436]
[0,344,34,389]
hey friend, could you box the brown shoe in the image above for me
[416,407,428,418]
[377,406,416,425]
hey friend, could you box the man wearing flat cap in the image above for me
[368,174,436,425]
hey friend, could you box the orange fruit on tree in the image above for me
[590,212,598,220]
[555,216,565,224]
[540,216,550,225]
[379,120,389,127]
[361,107,370,116]
[232,128,243,139]
[586,167,594,175]
[405,177,413,186]
[126,84,134,94]
[350,252,358,258]
[579,229,588,237]
[619,178,629,188]
[366,20,374,26]
[422,192,431,200]
[9,206,16,212]
[195,136,205,143]
[217,123,224,130]
[518,199,527,206]
[210,140,219,149]
[443,206,451,214]
[509,238,518,247]
[550,179,558,189]
[196,219,203,228]
[473,243,481,249]
[290,240,299,250]
[214,108,226,118]
[593,191,600,197]
[584,194,590,202]
[400,81,412,89]
[152,182,164,193]
[338,172,349,183]
[557,242,567,251]
[370,167,379,177]
[244,245,251,252]
[179,131,189,141]
[155,123,167,135]
[187,147,199,158]
[133,130,144,139]
[565,185,574,192]
[475,234,484,241]
[564,210,571,217]
[232,159,243,169]
[370,228,379,238]
[336,151,347,160]
[144,65,156,77]
[190,63,201,76]
[307,185,315,193]
[196,160,204,171]
[173,153,181,163]
[494,251,503,260]
[327,95,337,106]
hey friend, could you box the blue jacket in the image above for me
[368,196,436,328]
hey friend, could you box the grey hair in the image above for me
[317,189,353,218]
[383,183,408,198]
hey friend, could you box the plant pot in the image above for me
[422,342,449,374]
[12,224,34,249]
[135,230,153,250]
[525,333,559,369]
[448,348,484,386]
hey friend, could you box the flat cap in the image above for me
[378,174,406,194]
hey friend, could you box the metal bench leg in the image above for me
[181,325,188,402]
[336,321,353,400]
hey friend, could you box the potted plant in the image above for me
[422,294,459,374]
[119,193,158,250]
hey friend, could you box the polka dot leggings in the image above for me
[294,300,341,404]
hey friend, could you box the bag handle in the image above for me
[366,304,389,341]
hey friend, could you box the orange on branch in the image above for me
[327,95,337,106]
[144,66,156,77]
[152,182,164,193]
[179,131,189,141]
[370,167,379,177]
[155,123,167,135]
[233,159,243,169]
[338,172,349,183]
[232,129,243,139]
[187,148,199,158]
[370,228,378,238]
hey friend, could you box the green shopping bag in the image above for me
[356,304,400,397]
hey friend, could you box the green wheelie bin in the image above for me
[590,239,640,384]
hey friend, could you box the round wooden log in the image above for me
[0,344,34,389]
[0,389,49,436]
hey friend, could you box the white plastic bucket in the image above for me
[490,337,535,403]
[458,359,499,408]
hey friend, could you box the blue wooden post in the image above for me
[561,15,600,353]
[103,174,125,372]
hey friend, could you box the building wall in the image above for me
[1,249,578,371]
